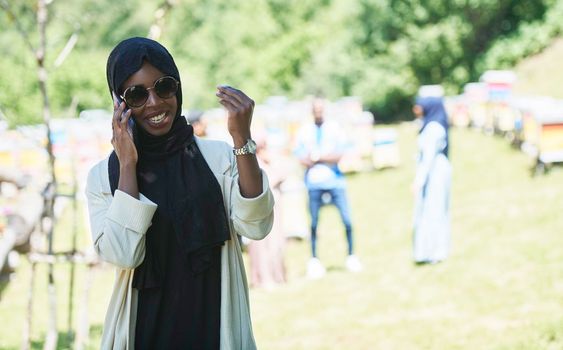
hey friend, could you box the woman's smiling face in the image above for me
[121,61,178,136]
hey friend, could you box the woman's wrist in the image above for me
[119,160,137,171]
[231,133,251,148]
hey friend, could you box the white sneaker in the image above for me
[346,255,363,273]
[307,258,326,279]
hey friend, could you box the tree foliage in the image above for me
[0,0,558,125]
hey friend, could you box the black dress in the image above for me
[133,212,222,350]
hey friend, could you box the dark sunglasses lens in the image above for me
[125,86,148,108]
[155,77,178,99]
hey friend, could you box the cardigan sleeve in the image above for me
[229,154,275,241]
[85,162,157,269]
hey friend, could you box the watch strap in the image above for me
[232,139,256,156]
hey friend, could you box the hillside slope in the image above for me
[513,37,563,99]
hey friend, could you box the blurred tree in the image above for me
[0,0,559,125]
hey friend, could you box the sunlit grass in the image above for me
[251,124,563,350]
[1,124,562,349]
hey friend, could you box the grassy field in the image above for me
[1,123,563,349]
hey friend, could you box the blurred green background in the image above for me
[2,0,563,126]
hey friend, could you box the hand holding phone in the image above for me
[111,91,137,164]
[113,91,135,136]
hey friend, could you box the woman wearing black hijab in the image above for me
[85,37,274,349]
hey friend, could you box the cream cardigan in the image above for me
[85,137,274,350]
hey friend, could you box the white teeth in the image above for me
[149,112,166,124]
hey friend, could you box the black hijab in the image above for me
[106,37,230,289]
[106,36,183,117]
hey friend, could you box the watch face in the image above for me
[247,139,257,153]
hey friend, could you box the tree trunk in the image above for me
[21,262,36,350]
[74,265,95,350]
[36,1,58,349]
[148,0,177,40]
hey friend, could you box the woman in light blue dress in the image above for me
[412,97,452,264]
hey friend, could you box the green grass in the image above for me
[1,124,563,349]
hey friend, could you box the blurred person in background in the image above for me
[412,96,452,265]
[246,132,287,289]
[186,109,208,137]
[85,37,274,350]
[295,98,362,279]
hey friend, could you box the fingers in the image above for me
[112,103,126,134]
[218,98,237,111]
[216,85,243,104]
[112,98,128,131]
[216,91,241,111]
[120,108,132,129]
[111,90,133,147]
[216,85,255,109]
[112,91,119,109]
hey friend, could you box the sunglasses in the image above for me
[121,76,179,108]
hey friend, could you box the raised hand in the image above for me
[215,85,254,146]
[215,85,262,197]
